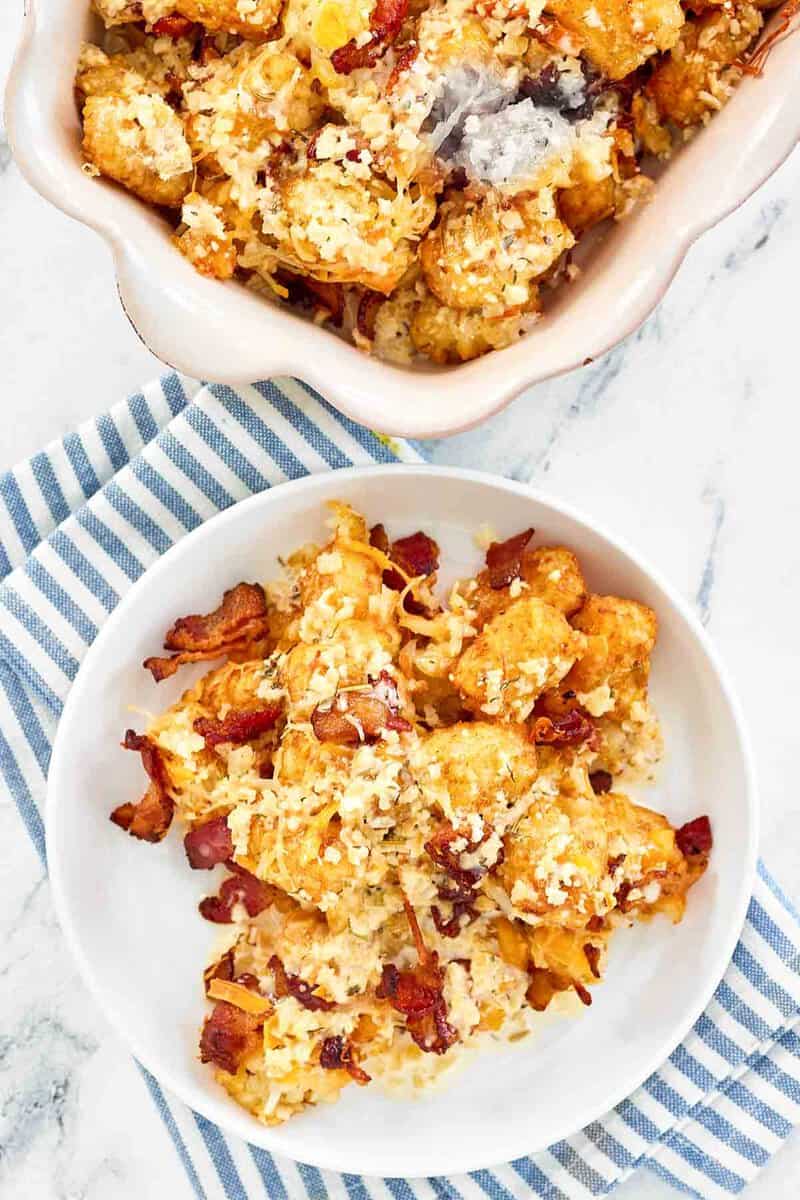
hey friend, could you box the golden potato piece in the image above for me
[413,721,538,827]
[452,596,586,721]
[499,770,689,929]
[264,156,437,295]
[558,175,616,237]
[648,4,762,128]
[544,0,685,79]
[498,772,611,929]
[297,508,384,621]
[93,0,282,37]
[410,293,540,364]
[274,727,353,789]
[183,42,324,184]
[82,93,193,208]
[421,190,573,314]
[176,191,238,280]
[171,0,283,38]
[565,594,657,717]
[282,618,401,712]
[466,545,587,629]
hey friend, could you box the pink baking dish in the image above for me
[6,0,799,437]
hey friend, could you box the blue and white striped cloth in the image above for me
[1,372,799,1200]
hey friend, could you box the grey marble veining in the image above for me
[2,1,800,1193]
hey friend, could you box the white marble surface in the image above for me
[2,4,800,1197]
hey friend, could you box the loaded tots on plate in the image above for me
[113,504,712,1124]
[75,0,785,364]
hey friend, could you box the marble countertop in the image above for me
[2,5,799,1196]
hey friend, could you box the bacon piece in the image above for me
[356,291,385,340]
[184,815,234,869]
[614,880,633,912]
[425,823,486,896]
[111,730,174,842]
[390,531,439,580]
[583,943,601,979]
[675,815,713,859]
[195,33,221,65]
[589,769,613,794]
[574,981,593,1006]
[485,528,535,589]
[144,583,271,680]
[204,949,235,994]
[386,42,418,92]
[165,583,268,651]
[200,1000,263,1074]
[369,523,438,615]
[532,710,599,750]
[144,641,249,682]
[377,899,457,1055]
[330,0,408,74]
[199,862,276,923]
[586,914,606,933]
[193,704,282,749]
[268,955,335,1011]
[152,14,196,38]
[319,1035,371,1084]
[311,671,411,745]
[431,899,476,938]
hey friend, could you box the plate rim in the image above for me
[45,464,760,1176]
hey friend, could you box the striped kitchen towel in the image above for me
[1,372,799,1200]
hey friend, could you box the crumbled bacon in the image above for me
[590,769,613,794]
[369,523,439,614]
[204,949,235,994]
[200,1000,263,1074]
[330,0,408,74]
[144,642,251,681]
[532,710,599,750]
[152,14,196,38]
[574,981,593,1007]
[377,900,457,1054]
[485,527,535,589]
[425,823,486,896]
[431,899,476,938]
[193,704,282,749]
[268,955,335,1012]
[144,582,271,681]
[311,670,411,744]
[195,34,220,65]
[583,943,601,979]
[184,815,234,869]
[319,1035,371,1084]
[111,730,174,842]
[199,862,276,923]
[386,42,418,92]
[586,914,606,933]
[167,582,268,649]
[675,815,713,859]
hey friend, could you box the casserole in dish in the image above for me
[6,0,799,434]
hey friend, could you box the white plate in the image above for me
[46,466,758,1176]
